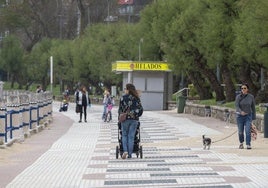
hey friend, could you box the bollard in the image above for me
[224,109,230,122]
[204,106,211,117]
[224,109,230,128]
[264,106,268,138]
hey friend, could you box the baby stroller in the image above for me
[59,99,68,112]
[104,104,113,122]
[115,121,143,159]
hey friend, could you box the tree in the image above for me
[198,0,239,102]
[232,0,268,100]
[140,0,223,100]
[72,23,125,93]
[50,39,76,93]
[0,35,24,88]
[27,38,53,90]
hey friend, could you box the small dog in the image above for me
[202,135,211,150]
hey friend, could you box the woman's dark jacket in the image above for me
[118,94,143,120]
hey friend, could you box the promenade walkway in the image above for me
[1,101,268,188]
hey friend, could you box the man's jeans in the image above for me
[121,119,138,157]
[236,113,252,145]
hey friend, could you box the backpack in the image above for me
[76,91,79,103]
[107,96,112,105]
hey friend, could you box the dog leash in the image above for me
[212,130,238,143]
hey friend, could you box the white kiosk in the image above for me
[112,61,173,110]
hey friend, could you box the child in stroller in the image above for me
[59,99,68,112]
[115,121,143,159]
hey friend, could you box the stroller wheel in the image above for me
[116,146,119,159]
[140,145,143,159]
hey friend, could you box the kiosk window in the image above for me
[147,78,163,91]
[133,77,145,90]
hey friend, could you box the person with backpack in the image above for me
[118,83,143,159]
[102,89,109,120]
[104,92,114,122]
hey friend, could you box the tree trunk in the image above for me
[238,62,258,97]
[76,0,87,35]
[221,61,236,102]
[11,75,15,89]
[187,70,212,100]
[194,52,225,101]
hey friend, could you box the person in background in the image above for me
[36,85,43,93]
[64,87,70,101]
[235,83,256,150]
[118,83,143,159]
[102,89,109,120]
[76,86,91,123]
[104,92,114,122]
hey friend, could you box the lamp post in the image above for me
[50,56,53,93]
[138,38,143,61]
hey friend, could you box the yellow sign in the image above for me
[112,61,171,72]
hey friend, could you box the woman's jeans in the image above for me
[121,119,138,157]
[102,104,107,119]
[79,105,87,121]
[236,114,252,145]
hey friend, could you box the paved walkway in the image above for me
[1,101,268,188]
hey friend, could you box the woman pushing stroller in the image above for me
[118,83,143,159]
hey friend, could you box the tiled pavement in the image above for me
[4,102,268,188]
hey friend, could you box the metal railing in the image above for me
[0,91,53,145]
[173,87,189,102]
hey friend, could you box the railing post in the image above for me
[20,94,30,138]
[6,93,24,142]
[0,107,6,145]
[29,93,38,132]
[47,92,53,121]
[37,92,44,124]
[263,104,268,138]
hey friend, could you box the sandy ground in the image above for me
[0,112,73,188]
